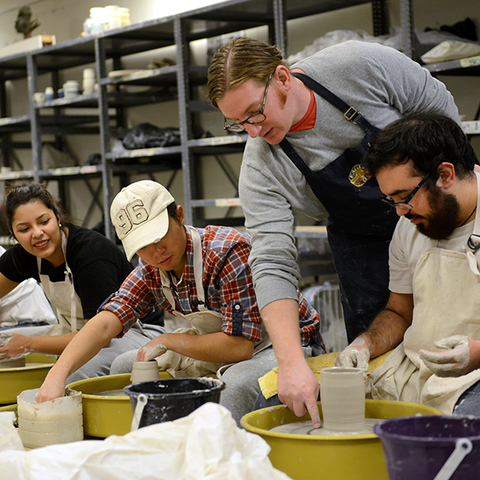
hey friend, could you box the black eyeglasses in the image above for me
[381,169,434,211]
[224,74,273,133]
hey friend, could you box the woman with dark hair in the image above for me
[0,183,165,383]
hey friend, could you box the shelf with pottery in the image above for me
[0,114,30,132]
[0,112,101,134]
[463,120,480,135]
[0,0,389,235]
[424,56,480,137]
[0,169,34,182]
[424,54,480,76]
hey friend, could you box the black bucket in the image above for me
[124,377,226,428]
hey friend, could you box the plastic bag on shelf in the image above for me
[286,28,404,65]
[420,39,480,64]
[42,144,76,169]
[122,123,180,150]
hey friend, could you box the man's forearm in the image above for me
[154,331,254,363]
[45,311,122,382]
[362,307,411,358]
[261,298,304,364]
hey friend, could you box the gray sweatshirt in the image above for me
[239,40,460,311]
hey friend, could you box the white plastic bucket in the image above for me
[17,388,83,448]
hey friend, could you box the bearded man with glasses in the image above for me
[334,112,480,419]
[208,37,461,427]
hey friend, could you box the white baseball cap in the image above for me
[110,180,175,261]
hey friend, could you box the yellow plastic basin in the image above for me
[67,372,172,438]
[0,403,17,413]
[0,353,56,405]
[241,399,442,480]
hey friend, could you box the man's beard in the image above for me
[405,187,460,240]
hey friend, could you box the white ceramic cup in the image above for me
[63,80,80,99]
[320,366,366,432]
[131,360,159,384]
[33,92,45,103]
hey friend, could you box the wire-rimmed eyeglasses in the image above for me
[381,169,435,211]
[223,74,273,133]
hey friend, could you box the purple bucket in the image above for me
[373,415,480,480]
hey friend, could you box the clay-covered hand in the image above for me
[0,333,32,358]
[420,335,475,377]
[277,359,321,429]
[137,340,168,362]
[334,337,371,373]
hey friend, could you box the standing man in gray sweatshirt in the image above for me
[207,37,460,426]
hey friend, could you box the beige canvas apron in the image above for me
[37,231,85,336]
[156,227,270,378]
[368,172,480,413]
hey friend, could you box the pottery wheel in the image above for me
[270,418,379,436]
[0,357,26,369]
[92,388,128,397]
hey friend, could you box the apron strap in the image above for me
[190,228,207,310]
[160,227,208,313]
[279,138,311,176]
[464,171,480,275]
[280,72,376,174]
[36,230,78,333]
[292,72,374,133]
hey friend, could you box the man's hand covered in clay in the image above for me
[136,337,168,362]
[420,335,480,377]
[335,337,371,373]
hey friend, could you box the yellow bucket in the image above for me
[68,372,172,438]
[241,399,442,480]
[0,353,56,405]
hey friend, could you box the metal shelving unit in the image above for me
[400,0,480,143]
[0,0,388,239]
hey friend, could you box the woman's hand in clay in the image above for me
[137,338,168,362]
[0,333,32,358]
[334,337,371,373]
[419,335,479,377]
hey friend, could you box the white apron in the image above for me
[368,172,480,413]
[37,231,85,335]
[156,227,270,378]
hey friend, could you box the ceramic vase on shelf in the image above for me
[83,68,95,95]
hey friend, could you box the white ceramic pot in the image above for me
[131,360,160,384]
[320,366,366,432]
[63,81,80,99]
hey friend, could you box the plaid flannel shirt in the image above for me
[102,225,321,346]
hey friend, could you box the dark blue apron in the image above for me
[279,72,399,342]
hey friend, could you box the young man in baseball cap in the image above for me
[36,180,324,424]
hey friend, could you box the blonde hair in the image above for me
[207,37,288,108]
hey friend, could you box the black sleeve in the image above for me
[66,227,133,319]
[0,244,39,283]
